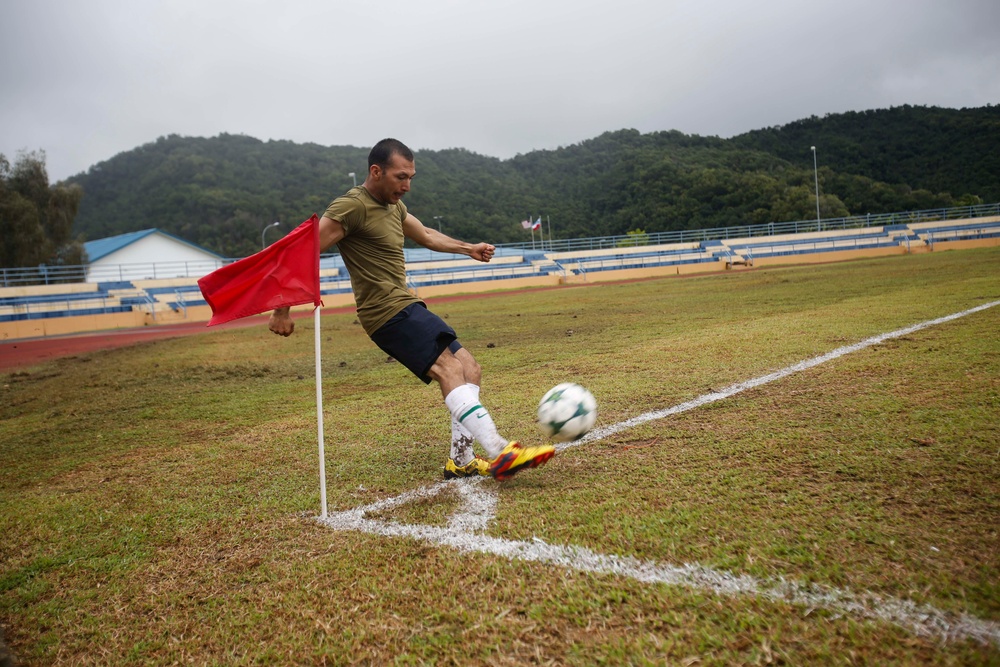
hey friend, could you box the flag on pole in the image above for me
[520,219,532,229]
[531,217,542,230]
[198,214,322,326]
[198,214,329,517]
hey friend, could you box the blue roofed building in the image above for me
[83,229,225,283]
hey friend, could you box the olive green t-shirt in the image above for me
[324,186,421,335]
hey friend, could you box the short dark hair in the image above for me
[368,138,414,170]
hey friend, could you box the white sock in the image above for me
[450,417,475,466]
[444,385,508,459]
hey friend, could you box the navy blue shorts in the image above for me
[370,302,462,384]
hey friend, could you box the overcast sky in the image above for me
[2,0,998,182]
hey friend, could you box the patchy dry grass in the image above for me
[1,247,999,665]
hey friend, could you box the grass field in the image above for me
[2,246,999,665]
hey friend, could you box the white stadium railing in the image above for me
[2,202,998,287]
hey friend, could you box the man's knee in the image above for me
[428,348,464,383]
[455,348,482,383]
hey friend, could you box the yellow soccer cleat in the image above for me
[488,441,555,481]
[443,456,491,479]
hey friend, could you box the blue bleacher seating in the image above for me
[5,216,997,324]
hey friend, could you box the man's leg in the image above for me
[429,348,507,459]
[449,418,476,466]
[448,348,482,466]
[453,347,482,387]
[430,347,555,481]
[369,304,550,479]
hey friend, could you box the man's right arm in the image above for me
[268,216,346,337]
[319,215,346,253]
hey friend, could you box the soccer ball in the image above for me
[537,382,597,442]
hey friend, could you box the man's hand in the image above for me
[269,307,294,337]
[469,242,495,263]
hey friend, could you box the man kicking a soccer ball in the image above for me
[268,138,554,481]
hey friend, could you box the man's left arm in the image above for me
[402,213,495,262]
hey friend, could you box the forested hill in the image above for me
[732,105,1000,203]
[67,104,998,258]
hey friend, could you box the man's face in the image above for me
[370,153,415,204]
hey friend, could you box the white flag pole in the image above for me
[314,305,328,518]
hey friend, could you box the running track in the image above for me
[0,288,568,372]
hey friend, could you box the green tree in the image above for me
[0,150,86,271]
[63,106,999,256]
[616,228,650,247]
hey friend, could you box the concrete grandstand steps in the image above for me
[406,263,541,286]
[319,267,342,279]
[146,305,191,323]
[725,255,753,269]
[719,227,911,260]
[531,257,562,276]
[553,245,717,275]
[132,278,209,315]
[0,292,133,322]
[909,219,1000,243]
[0,282,100,301]
[404,254,524,272]
[4,211,999,339]
[399,252,547,290]
[0,282,131,315]
[107,287,150,304]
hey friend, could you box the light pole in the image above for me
[810,146,821,227]
[261,221,280,249]
[432,215,443,232]
[348,172,356,187]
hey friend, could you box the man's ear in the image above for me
[369,164,381,180]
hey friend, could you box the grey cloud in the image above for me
[2,0,997,182]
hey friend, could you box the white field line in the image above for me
[318,300,1000,647]
[562,299,1000,451]
[319,480,1000,647]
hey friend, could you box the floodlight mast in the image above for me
[261,221,280,249]
[811,146,821,226]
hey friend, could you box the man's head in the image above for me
[364,138,415,204]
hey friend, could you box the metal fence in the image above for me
[0,259,228,288]
[499,202,1000,254]
[3,202,998,287]
[0,296,131,319]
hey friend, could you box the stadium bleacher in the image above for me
[0,284,134,322]
[911,220,1000,243]
[2,214,997,333]
[719,229,909,260]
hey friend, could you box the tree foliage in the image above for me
[63,105,998,258]
[732,104,1000,203]
[1,151,85,270]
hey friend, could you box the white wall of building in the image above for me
[86,233,225,283]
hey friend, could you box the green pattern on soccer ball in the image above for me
[547,401,589,436]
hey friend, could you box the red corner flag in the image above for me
[198,215,322,326]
